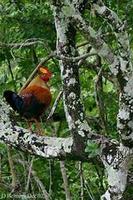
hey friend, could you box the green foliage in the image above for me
[85,140,101,158]
[0,0,132,199]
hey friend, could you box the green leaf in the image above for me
[85,140,101,158]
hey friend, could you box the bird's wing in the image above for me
[4,90,24,112]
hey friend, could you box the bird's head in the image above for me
[38,66,52,82]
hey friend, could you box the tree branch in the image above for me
[0,100,74,159]
[68,0,132,84]
[93,0,123,32]
[60,161,72,200]
[68,0,133,148]
[0,40,45,49]
[0,99,118,161]
[93,0,132,78]
[18,52,55,94]
[47,90,63,120]
[94,62,108,135]
[101,144,132,200]
[58,52,97,62]
[92,1,133,148]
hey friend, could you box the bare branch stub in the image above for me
[47,90,63,120]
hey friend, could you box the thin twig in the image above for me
[19,152,28,187]
[32,169,51,200]
[25,156,34,192]
[48,160,54,197]
[17,159,51,200]
[60,161,72,200]
[15,50,95,95]
[79,161,84,200]
[7,146,17,191]
[77,41,90,48]
[0,41,45,49]
[94,64,108,135]
[0,154,2,182]
[76,162,96,200]
[58,52,97,62]
[47,90,63,120]
[84,179,95,200]
[6,57,17,92]
[1,38,46,49]
[18,52,55,94]
[53,121,72,200]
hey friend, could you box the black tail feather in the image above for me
[3,90,24,113]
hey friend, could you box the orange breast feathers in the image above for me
[20,85,52,107]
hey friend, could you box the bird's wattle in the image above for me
[40,75,50,82]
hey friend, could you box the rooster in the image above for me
[4,66,52,135]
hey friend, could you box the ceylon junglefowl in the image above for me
[3,66,52,135]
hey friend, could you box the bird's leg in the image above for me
[33,118,44,136]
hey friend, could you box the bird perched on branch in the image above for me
[4,66,52,135]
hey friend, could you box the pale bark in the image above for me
[0,1,133,200]
[101,144,132,200]
[0,99,111,161]
[60,161,72,200]
[0,101,73,159]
